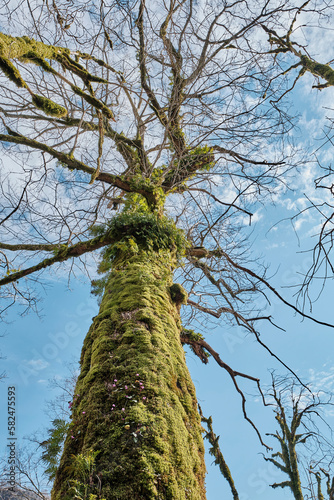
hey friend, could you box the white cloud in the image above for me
[27,358,49,371]
[294,217,308,231]
[308,366,334,393]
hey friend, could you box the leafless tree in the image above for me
[0,0,333,498]
[264,375,334,500]
[0,446,50,500]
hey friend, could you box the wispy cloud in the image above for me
[27,358,49,371]
[307,365,334,393]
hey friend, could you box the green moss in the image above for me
[0,33,57,60]
[123,192,148,212]
[0,56,27,88]
[57,52,108,84]
[107,211,186,254]
[72,86,114,120]
[0,34,110,116]
[181,328,204,342]
[52,246,206,499]
[180,145,215,174]
[126,173,166,212]
[91,211,188,299]
[169,283,188,307]
[164,145,215,188]
[300,55,334,85]
[20,52,58,75]
[32,94,67,117]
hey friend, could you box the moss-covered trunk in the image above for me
[51,231,206,499]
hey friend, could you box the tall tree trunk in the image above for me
[51,224,206,499]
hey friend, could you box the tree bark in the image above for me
[51,237,206,499]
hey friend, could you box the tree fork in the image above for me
[51,236,206,499]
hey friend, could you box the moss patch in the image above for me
[91,211,188,299]
[0,56,27,88]
[300,54,334,86]
[32,94,67,117]
[169,283,188,306]
[52,243,206,499]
